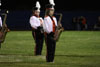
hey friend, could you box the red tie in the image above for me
[50,17,56,33]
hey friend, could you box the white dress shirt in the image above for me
[0,16,2,27]
[30,16,43,29]
[43,16,57,34]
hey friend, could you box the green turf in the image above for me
[0,31,100,67]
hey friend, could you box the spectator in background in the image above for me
[94,16,100,30]
[72,16,87,31]
[72,17,77,30]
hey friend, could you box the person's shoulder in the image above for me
[53,16,56,19]
[53,16,57,20]
[39,17,43,19]
[44,16,49,19]
[30,16,37,19]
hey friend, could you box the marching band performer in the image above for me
[29,1,44,55]
[0,0,2,29]
[0,0,2,48]
[43,0,57,62]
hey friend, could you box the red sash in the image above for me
[50,16,56,33]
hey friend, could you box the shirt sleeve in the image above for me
[29,17,37,29]
[40,17,44,22]
[43,18,51,33]
[0,17,2,27]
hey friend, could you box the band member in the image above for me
[0,0,10,49]
[0,0,2,48]
[0,1,2,29]
[94,16,100,30]
[43,0,57,62]
[0,15,2,48]
[29,1,44,55]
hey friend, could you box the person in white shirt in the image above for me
[29,1,44,55]
[0,16,2,48]
[43,0,57,62]
[0,1,2,48]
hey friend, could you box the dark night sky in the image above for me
[1,0,100,11]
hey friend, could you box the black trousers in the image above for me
[45,32,56,62]
[32,29,44,55]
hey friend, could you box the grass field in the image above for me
[0,31,100,67]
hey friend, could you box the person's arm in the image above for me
[39,17,44,26]
[43,18,51,33]
[0,17,2,27]
[29,17,37,29]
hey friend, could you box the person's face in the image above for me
[49,9,54,16]
[34,10,40,17]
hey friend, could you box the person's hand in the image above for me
[58,24,62,27]
[7,29,10,32]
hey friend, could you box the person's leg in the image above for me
[32,30,37,55]
[46,34,56,62]
[32,30,40,55]
[34,31,44,55]
[38,33,44,55]
[32,30,35,40]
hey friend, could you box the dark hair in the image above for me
[32,7,38,11]
[45,4,53,9]
[31,7,37,15]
